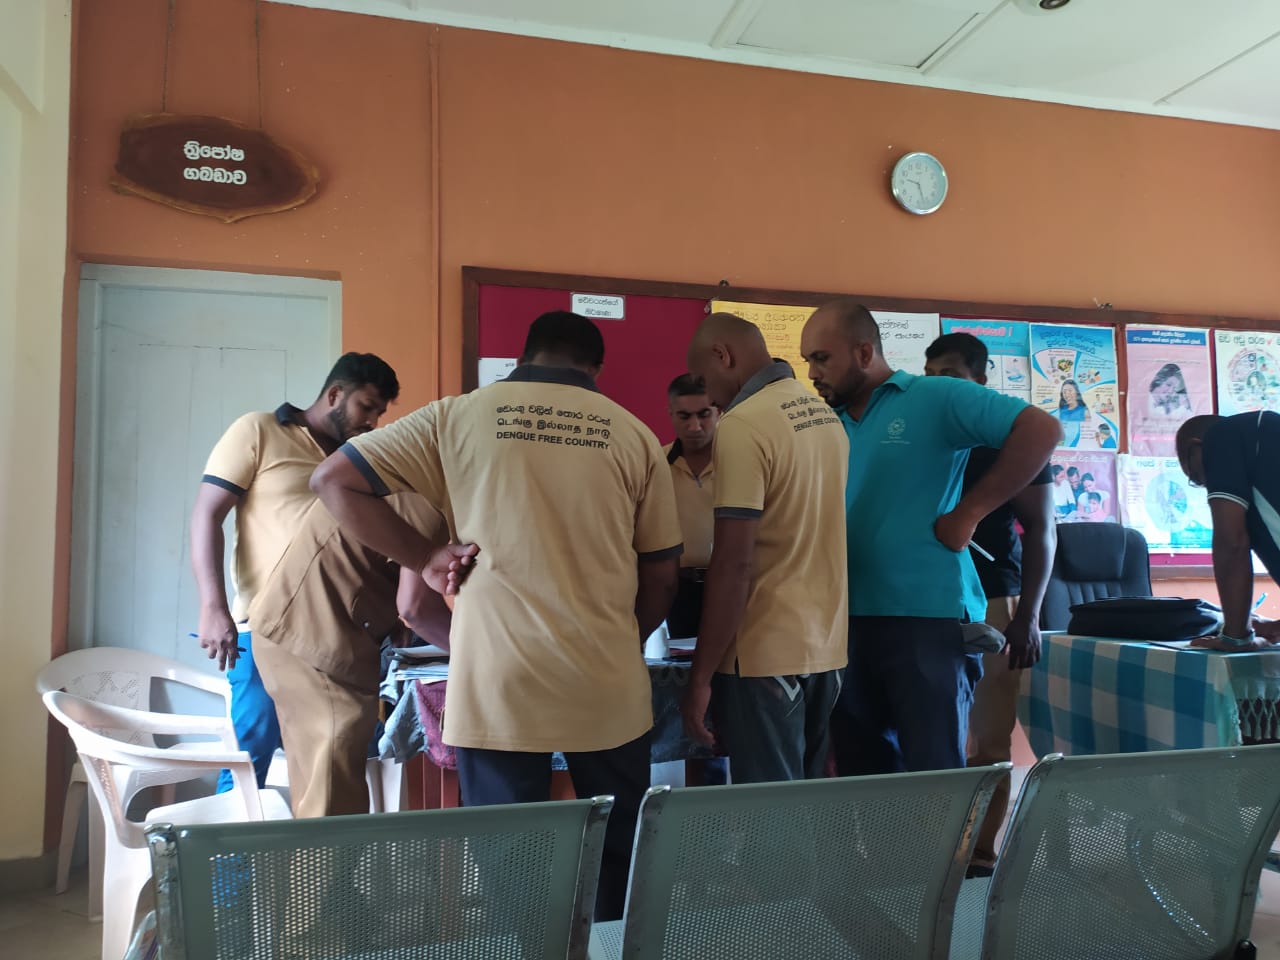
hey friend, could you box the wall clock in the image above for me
[891,151,948,215]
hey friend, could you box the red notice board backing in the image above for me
[476,284,709,442]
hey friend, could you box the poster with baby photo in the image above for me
[1125,327,1212,456]
[1030,323,1118,449]
[1049,450,1118,524]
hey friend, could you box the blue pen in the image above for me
[1255,594,1269,611]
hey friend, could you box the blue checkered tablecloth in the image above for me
[1019,633,1280,755]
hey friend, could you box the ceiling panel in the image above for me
[1162,33,1280,125]
[736,0,993,68]
[404,0,736,44]
[931,0,1280,103]
[275,0,1280,130]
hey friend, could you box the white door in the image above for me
[71,265,340,683]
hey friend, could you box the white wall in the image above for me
[0,0,71,862]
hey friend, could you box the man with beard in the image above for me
[800,301,1060,776]
[190,352,400,792]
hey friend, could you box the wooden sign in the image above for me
[110,114,320,223]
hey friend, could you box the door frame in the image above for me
[70,264,341,650]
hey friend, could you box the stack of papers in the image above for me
[390,645,450,683]
[392,661,450,684]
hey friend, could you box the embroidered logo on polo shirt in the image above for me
[882,417,910,445]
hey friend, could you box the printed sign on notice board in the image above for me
[571,293,625,320]
[478,357,517,387]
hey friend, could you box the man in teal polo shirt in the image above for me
[800,300,1061,774]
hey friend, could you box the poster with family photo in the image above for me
[1214,329,1280,416]
[1125,327,1212,456]
[1049,450,1118,524]
[1030,323,1119,449]
[940,318,1031,402]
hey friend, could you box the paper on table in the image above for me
[392,661,450,683]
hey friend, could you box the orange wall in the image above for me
[71,0,440,403]
[66,8,1280,618]
[71,2,1280,406]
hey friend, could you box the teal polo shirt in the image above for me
[840,371,1029,621]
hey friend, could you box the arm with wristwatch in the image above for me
[1194,498,1278,651]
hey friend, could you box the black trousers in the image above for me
[832,616,983,776]
[454,729,652,922]
[711,669,842,784]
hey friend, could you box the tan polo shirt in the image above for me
[202,404,327,622]
[249,493,447,690]
[713,363,850,677]
[346,365,683,753]
[663,442,715,569]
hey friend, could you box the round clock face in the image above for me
[891,152,948,215]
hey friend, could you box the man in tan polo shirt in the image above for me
[190,352,399,792]
[681,313,849,783]
[309,311,682,920]
[663,373,719,640]
[250,493,458,818]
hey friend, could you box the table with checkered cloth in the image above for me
[1018,632,1280,756]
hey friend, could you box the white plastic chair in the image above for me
[42,690,292,960]
[36,646,234,916]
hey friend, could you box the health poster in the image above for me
[1125,327,1212,456]
[873,311,940,376]
[940,318,1031,401]
[1117,454,1212,553]
[1030,323,1118,449]
[1048,450,1118,524]
[710,299,818,396]
[1214,329,1280,416]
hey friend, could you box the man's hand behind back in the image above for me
[420,542,481,595]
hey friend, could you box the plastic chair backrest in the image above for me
[982,745,1280,960]
[36,647,229,748]
[146,796,614,960]
[43,690,258,851]
[617,765,1008,960]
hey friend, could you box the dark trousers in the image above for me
[454,730,652,922]
[711,670,842,784]
[832,616,983,776]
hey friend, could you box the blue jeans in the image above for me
[216,629,281,793]
[831,616,983,775]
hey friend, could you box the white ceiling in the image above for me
[279,0,1280,130]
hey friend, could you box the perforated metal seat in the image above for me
[146,796,613,960]
[590,765,1009,960]
[954,746,1280,960]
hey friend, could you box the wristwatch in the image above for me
[1218,629,1257,648]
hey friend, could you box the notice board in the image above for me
[464,266,1279,572]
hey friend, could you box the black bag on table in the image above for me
[1066,596,1223,642]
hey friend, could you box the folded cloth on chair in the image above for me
[1067,597,1223,643]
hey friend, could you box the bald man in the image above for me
[680,313,849,784]
[800,300,1061,776]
